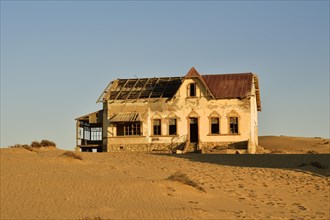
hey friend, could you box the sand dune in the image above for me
[1,139,329,219]
[259,135,329,154]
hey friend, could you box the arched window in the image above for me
[227,111,239,135]
[153,119,161,136]
[229,117,239,134]
[211,118,220,134]
[168,118,177,135]
[208,111,220,134]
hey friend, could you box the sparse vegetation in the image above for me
[8,140,57,150]
[40,139,56,147]
[9,144,36,152]
[61,151,83,160]
[166,171,205,192]
[30,141,42,148]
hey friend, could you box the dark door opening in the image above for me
[189,118,198,143]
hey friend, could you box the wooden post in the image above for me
[76,120,80,148]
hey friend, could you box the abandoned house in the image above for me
[75,67,261,153]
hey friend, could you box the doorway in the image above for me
[189,118,198,143]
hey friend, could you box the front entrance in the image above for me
[189,118,198,143]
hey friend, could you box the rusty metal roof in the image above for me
[202,73,253,99]
[185,67,201,78]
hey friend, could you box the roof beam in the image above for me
[96,81,113,103]
[136,78,150,100]
[148,78,161,100]
[114,79,130,101]
[158,77,171,98]
[125,79,140,100]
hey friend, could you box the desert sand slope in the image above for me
[259,136,330,154]
[1,148,329,220]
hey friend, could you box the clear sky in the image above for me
[1,1,329,149]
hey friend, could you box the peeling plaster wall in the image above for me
[104,77,259,153]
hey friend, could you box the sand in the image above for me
[259,135,329,154]
[1,136,329,219]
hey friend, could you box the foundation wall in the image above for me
[107,141,248,154]
[107,142,185,153]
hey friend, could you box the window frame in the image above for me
[168,118,177,136]
[90,127,102,140]
[188,83,197,97]
[229,117,239,134]
[116,122,141,136]
[152,119,162,136]
[210,117,220,134]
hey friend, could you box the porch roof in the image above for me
[109,113,141,122]
[75,110,103,121]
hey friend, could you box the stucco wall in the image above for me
[104,77,258,153]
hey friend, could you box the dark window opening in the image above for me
[153,119,161,135]
[169,118,177,135]
[211,117,220,134]
[117,122,141,136]
[230,117,239,134]
[189,83,196,97]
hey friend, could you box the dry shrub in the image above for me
[9,144,35,152]
[62,151,82,160]
[166,171,205,192]
[40,139,56,147]
[30,141,41,148]
[310,161,326,169]
[9,144,24,148]
[23,145,35,152]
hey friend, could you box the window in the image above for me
[211,117,220,134]
[189,83,196,97]
[84,126,90,140]
[153,119,161,135]
[117,122,141,136]
[229,117,239,134]
[91,127,102,140]
[168,118,177,135]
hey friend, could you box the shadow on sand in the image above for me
[155,153,330,177]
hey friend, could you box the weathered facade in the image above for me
[75,67,261,153]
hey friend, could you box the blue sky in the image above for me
[1,1,329,149]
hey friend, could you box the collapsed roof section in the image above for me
[97,77,183,103]
[97,67,261,111]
